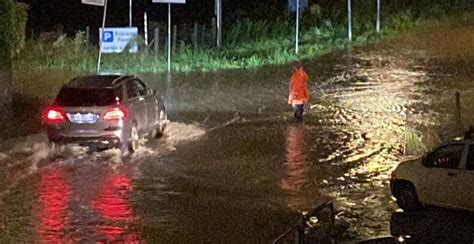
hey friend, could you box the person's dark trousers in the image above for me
[292,104,304,122]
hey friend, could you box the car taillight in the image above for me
[44,107,65,123]
[103,107,127,121]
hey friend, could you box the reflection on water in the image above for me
[36,168,71,243]
[280,125,310,211]
[35,163,141,243]
[93,170,140,243]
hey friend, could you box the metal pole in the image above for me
[168,3,171,72]
[295,0,299,54]
[97,0,108,73]
[376,0,381,33]
[404,110,407,156]
[86,26,90,45]
[154,27,160,55]
[348,0,352,41]
[456,91,462,135]
[144,12,148,47]
[129,0,132,27]
[216,0,222,49]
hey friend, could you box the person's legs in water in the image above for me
[292,104,304,122]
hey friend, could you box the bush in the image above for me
[0,0,27,60]
[12,1,474,74]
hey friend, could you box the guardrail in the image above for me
[273,200,336,244]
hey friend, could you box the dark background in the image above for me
[19,0,291,36]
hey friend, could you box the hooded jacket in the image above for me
[288,67,309,105]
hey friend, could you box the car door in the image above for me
[126,79,148,132]
[418,143,465,208]
[458,143,474,210]
[137,79,159,130]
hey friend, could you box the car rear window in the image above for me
[56,88,121,107]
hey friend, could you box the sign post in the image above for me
[168,4,171,72]
[348,0,352,41]
[289,0,307,54]
[153,0,186,73]
[144,12,149,47]
[376,0,381,33]
[129,0,133,27]
[82,0,106,73]
[97,0,108,73]
[215,0,222,49]
[296,0,299,53]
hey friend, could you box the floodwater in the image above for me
[0,21,473,242]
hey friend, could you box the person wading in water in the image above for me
[288,60,309,122]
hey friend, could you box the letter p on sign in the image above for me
[103,31,114,42]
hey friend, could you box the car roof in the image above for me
[63,75,136,89]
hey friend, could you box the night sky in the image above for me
[20,0,289,36]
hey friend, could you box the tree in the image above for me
[0,0,27,106]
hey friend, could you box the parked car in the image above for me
[391,137,474,212]
[43,74,167,154]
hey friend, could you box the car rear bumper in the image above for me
[50,135,121,147]
[47,127,127,148]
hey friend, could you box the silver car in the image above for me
[44,74,167,153]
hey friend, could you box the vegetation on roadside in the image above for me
[0,0,27,63]
[12,1,474,73]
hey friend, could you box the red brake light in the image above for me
[103,107,127,121]
[45,107,65,123]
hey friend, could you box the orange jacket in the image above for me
[288,67,309,105]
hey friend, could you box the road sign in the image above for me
[153,0,186,72]
[99,27,138,53]
[289,0,307,53]
[82,0,104,6]
[152,0,185,3]
[288,0,308,12]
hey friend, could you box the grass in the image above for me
[404,127,429,156]
[12,5,474,74]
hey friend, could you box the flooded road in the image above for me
[1,21,473,242]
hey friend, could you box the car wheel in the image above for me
[157,107,167,138]
[50,142,65,155]
[149,106,167,139]
[121,123,139,155]
[129,123,139,152]
[395,183,421,212]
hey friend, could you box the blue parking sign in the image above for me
[102,31,114,42]
[100,27,138,53]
